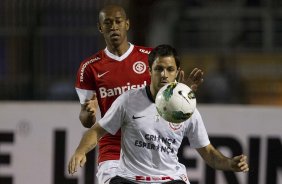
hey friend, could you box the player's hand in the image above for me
[68,151,87,175]
[230,154,249,172]
[84,93,99,116]
[80,94,99,128]
[177,68,204,92]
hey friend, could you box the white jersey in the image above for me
[99,86,210,183]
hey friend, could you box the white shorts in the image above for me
[96,160,119,184]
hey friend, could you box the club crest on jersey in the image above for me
[169,122,183,131]
[133,61,146,74]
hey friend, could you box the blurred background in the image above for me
[1,0,282,105]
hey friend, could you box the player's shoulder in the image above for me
[120,87,144,99]
[133,45,153,55]
[118,87,146,105]
[187,108,202,125]
[80,50,103,66]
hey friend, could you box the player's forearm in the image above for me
[75,126,99,154]
[198,144,233,171]
[207,150,233,171]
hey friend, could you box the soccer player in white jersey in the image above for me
[69,44,249,184]
[75,4,204,184]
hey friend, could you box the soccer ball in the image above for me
[155,82,196,124]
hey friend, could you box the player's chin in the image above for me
[110,38,121,45]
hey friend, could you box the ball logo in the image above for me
[133,61,146,74]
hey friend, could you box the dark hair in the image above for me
[98,4,128,24]
[148,44,180,69]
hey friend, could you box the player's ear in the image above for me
[176,68,180,77]
[97,23,103,33]
[149,67,152,76]
[125,19,130,31]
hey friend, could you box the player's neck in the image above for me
[149,85,157,101]
[107,42,130,56]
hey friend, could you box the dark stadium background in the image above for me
[1,0,281,105]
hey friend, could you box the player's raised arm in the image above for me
[68,122,107,174]
[79,94,99,128]
[196,144,249,172]
[177,68,204,92]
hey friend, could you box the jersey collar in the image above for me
[104,42,134,61]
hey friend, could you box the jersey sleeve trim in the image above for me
[190,139,210,149]
[75,88,96,104]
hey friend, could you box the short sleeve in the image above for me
[186,109,210,148]
[75,88,95,104]
[98,92,127,135]
[75,61,96,104]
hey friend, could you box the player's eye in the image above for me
[103,20,112,26]
[167,67,176,72]
[163,66,176,72]
[154,66,163,72]
[104,21,111,26]
[115,20,122,24]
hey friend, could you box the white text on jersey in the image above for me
[99,81,147,98]
[80,57,100,82]
[139,49,151,54]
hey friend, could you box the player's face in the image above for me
[150,56,179,97]
[98,9,129,48]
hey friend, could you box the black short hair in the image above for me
[148,44,180,69]
[98,4,128,24]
